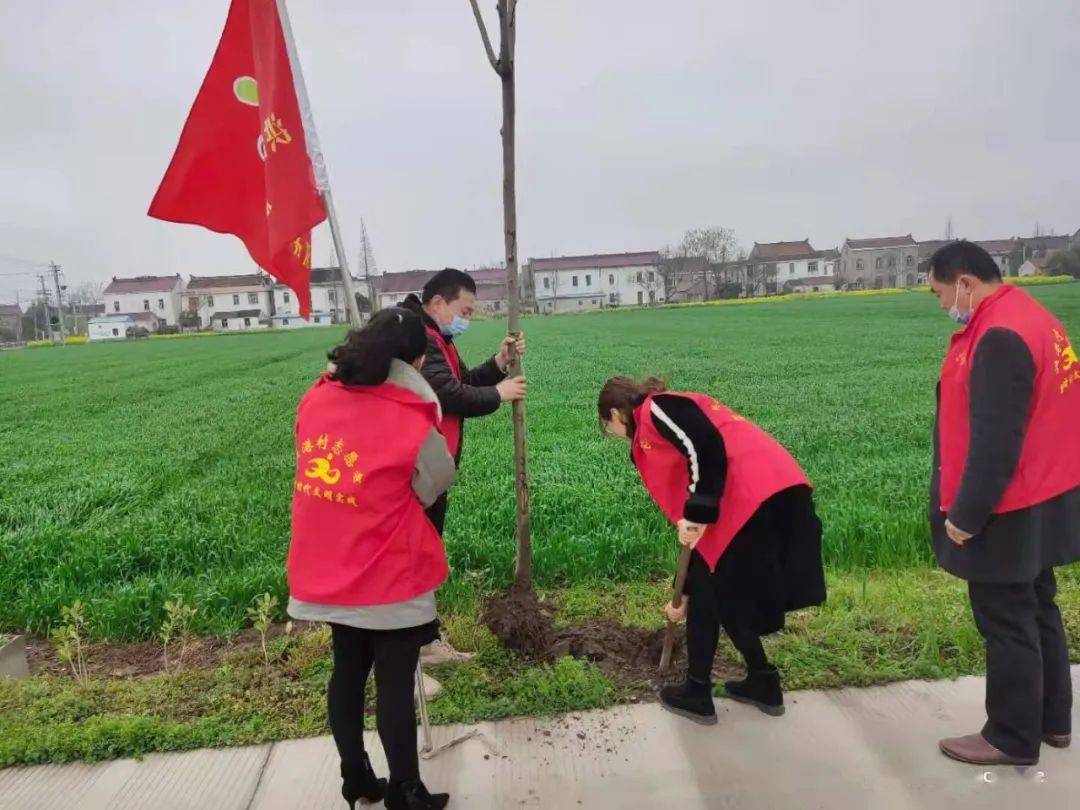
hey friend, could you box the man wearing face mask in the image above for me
[927,240,1080,767]
[402,268,526,534]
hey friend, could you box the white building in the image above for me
[183,274,273,331]
[103,275,183,329]
[839,235,921,289]
[0,303,22,342]
[378,268,511,315]
[749,241,838,294]
[527,252,665,313]
[270,267,361,328]
[88,315,135,340]
[378,270,436,310]
[1018,258,1047,277]
[788,277,836,294]
[975,239,1023,278]
[467,267,510,315]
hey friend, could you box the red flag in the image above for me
[149,0,324,318]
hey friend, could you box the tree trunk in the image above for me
[498,0,532,593]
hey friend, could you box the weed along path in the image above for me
[3,669,1077,809]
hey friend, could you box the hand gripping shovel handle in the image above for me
[659,546,693,673]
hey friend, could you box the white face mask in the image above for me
[948,281,974,325]
[440,315,470,337]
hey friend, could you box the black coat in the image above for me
[401,295,505,462]
[931,327,1080,583]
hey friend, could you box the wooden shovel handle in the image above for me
[659,546,693,672]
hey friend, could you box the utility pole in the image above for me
[358,218,378,316]
[14,289,23,343]
[945,216,953,241]
[49,262,66,340]
[38,274,55,342]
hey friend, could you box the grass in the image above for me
[4,566,1080,767]
[3,283,1080,640]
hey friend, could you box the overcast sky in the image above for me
[1,0,1078,303]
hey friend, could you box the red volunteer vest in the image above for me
[287,375,449,606]
[938,285,1080,514]
[631,392,810,570]
[426,327,463,458]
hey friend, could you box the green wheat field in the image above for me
[4,284,1080,641]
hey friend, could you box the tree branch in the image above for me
[507,0,517,69]
[469,0,501,74]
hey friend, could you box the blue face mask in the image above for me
[440,315,470,337]
[948,281,974,325]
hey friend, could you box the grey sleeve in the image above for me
[949,328,1035,535]
[412,426,457,507]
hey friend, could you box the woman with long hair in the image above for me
[598,375,826,724]
[287,308,456,809]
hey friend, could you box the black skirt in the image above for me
[685,485,827,636]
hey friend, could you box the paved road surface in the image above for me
[1,668,1076,809]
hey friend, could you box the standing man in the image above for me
[928,240,1080,766]
[403,268,526,534]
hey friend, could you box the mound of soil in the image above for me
[553,619,687,691]
[483,588,715,693]
[481,587,555,657]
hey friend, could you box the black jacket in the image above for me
[401,295,505,460]
[931,327,1080,583]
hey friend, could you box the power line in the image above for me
[0,269,47,278]
[0,253,49,268]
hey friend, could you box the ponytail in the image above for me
[328,308,427,386]
[597,375,669,433]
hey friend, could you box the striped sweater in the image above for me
[643,394,727,524]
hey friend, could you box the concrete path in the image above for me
[1,669,1076,809]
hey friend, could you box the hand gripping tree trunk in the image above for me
[469,0,532,593]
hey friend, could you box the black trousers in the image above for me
[686,554,769,684]
[327,623,426,783]
[968,567,1073,758]
[426,492,449,536]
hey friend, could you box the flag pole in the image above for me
[276,0,362,328]
[321,189,362,328]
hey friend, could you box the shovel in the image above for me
[658,546,692,673]
[416,663,498,760]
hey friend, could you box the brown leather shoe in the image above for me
[1043,733,1071,749]
[939,734,1038,766]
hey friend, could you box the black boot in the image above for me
[384,778,450,810]
[341,753,387,808]
[724,665,784,716]
[659,678,717,725]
